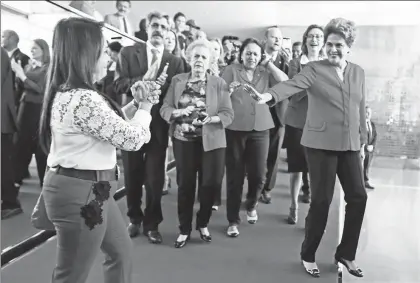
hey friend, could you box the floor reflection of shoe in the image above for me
[1,207,23,220]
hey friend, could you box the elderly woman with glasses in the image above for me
[246,18,367,278]
[160,39,234,248]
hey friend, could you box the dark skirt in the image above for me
[282,125,308,173]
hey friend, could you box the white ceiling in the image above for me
[93,1,420,38]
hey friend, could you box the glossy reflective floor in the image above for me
[343,160,420,283]
[1,154,419,283]
[1,153,340,283]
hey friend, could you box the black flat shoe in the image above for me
[197,227,212,242]
[301,260,320,278]
[174,234,190,248]
[334,256,363,277]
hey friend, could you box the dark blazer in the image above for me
[365,120,377,150]
[1,48,18,134]
[114,42,185,146]
[10,48,29,104]
[268,52,289,128]
[268,59,368,151]
[221,63,275,132]
[160,72,234,151]
[284,57,308,129]
[20,64,49,104]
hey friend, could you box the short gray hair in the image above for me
[185,39,214,64]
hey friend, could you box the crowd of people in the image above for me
[1,1,381,282]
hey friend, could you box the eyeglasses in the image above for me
[307,34,323,40]
[150,23,169,31]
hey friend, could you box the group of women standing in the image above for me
[33,14,367,283]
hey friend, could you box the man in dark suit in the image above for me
[260,26,289,204]
[1,30,30,106]
[364,106,377,189]
[114,11,185,243]
[1,47,22,219]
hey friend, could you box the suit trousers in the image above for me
[14,101,47,186]
[301,147,367,262]
[263,125,285,192]
[226,129,270,225]
[1,133,20,208]
[123,139,167,231]
[172,138,225,234]
[363,151,373,182]
[43,170,132,283]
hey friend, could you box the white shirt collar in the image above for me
[7,48,18,58]
[300,54,324,65]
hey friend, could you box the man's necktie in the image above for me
[150,48,159,66]
[123,17,128,33]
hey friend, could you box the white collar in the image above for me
[146,41,164,54]
[7,48,18,58]
[300,54,323,65]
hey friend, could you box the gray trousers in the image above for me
[43,170,132,283]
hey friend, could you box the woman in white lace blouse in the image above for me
[38,17,159,283]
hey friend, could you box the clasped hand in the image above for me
[243,84,273,104]
[130,81,161,105]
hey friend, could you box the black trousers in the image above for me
[1,133,20,208]
[363,151,373,183]
[123,138,167,231]
[263,125,285,192]
[226,129,269,225]
[301,147,367,262]
[14,101,47,186]
[173,138,225,234]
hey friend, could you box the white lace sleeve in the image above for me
[71,90,151,151]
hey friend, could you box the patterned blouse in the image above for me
[47,88,152,170]
[173,79,207,141]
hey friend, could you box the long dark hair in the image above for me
[39,17,123,154]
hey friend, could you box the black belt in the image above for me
[47,165,119,182]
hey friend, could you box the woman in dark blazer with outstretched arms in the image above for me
[245,18,367,278]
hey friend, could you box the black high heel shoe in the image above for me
[174,234,190,249]
[197,227,212,242]
[334,256,363,278]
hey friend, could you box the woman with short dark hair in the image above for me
[221,38,287,238]
[245,18,367,278]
